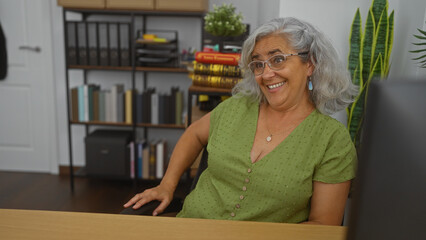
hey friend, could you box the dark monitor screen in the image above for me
[347,79,426,240]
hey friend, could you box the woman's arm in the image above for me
[301,180,351,225]
[123,112,211,215]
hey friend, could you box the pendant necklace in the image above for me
[264,108,283,143]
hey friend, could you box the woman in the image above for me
[124,17,358,225]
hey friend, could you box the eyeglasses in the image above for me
[248,52,309,76]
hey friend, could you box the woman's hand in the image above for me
[123,183,174,216]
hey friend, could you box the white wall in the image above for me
[279,0,426,79]
[278,0,426,123]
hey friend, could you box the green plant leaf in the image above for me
[385,10,394,75]
[362,9,375,84]
[371,0,387,32]
[412,54,426,60]
[347,66,361,141]
[372,10,388,76]
[348,9,362,85]
[410,49,426,53]
[412,42,426,46]
[417,28,426,36]
[414,34,426,40]
[369,53,383,80]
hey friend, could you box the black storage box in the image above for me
[85,130,133,178]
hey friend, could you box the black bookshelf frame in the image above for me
[63,8,205,193]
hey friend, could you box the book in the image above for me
[142,142,150,179]
[164,94,172,124]
[137,141,144,179]
[104,90,112,122]
[170,87,179,124]
[98,90,106,122]
[87,85,100,121]
[78,85,85,122]
[136,93,143,123]
[189,73,242,89]
[149,142,157,179]
[151,93,159,124]
[192,61,242,77]
[158,94,165,124]
[111,84,124,122]
[129,141,135,179]
[142,88,155,123]
[125,89,133,124]
[175,90,183,125]
[195,52,240,66]
[70,87,79,121]
[93,90,99,121]
[156,140,167,179]
[117,92,124,122]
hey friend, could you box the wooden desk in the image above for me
[0,209,347,240]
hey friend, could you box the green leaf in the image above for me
[414,34,426,40]
[409,49,426,53]
[412,54,426,60]
[372,10,388,76]
[412,42,426,46]
[347,66,360,137]
[385,10,394,75]
[369,53,383,80]
[371,0,388,32]
[362,9,375,84]
[417,28,426,36]
[348,9,362,84]
[347,78,368,144]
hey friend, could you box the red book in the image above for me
[195,52,240,66]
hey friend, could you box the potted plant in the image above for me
[346,0,394,148]
[203,3,247,52]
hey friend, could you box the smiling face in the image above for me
[251,34,314,112]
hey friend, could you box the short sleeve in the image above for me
[313,126,357,183]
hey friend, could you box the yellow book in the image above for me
[125,89,133,124]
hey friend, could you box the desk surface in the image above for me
[0,209,347,240]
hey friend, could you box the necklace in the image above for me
[264,108,286,143]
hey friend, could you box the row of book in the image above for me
[188,52,243,89]
[70,84,184,125]
[66,21,131,66]
[129,139,168,180]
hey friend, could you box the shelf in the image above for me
[188,85,233,95]
[68,65,133,71]
[135,66,188,73]
[71,120,131,126]
[68,65,188,73]
[136,123,185,129]
[64,8,206,16]
[71,120,185,129]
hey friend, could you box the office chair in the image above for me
[120,149,208,216]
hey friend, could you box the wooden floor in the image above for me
[0,171,190,214]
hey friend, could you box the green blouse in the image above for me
[176,95,357,223]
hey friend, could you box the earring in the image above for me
[308,77,313,91]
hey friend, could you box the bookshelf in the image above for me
[62,7,205,192]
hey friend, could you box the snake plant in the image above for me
[410,23,426,68]
[347,0,394,147]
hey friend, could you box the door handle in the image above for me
[19,46,41,52]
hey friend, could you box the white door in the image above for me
[0,0,57,172]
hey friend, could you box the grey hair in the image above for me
[232,17,358,115]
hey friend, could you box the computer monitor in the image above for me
[347,79,426,240]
